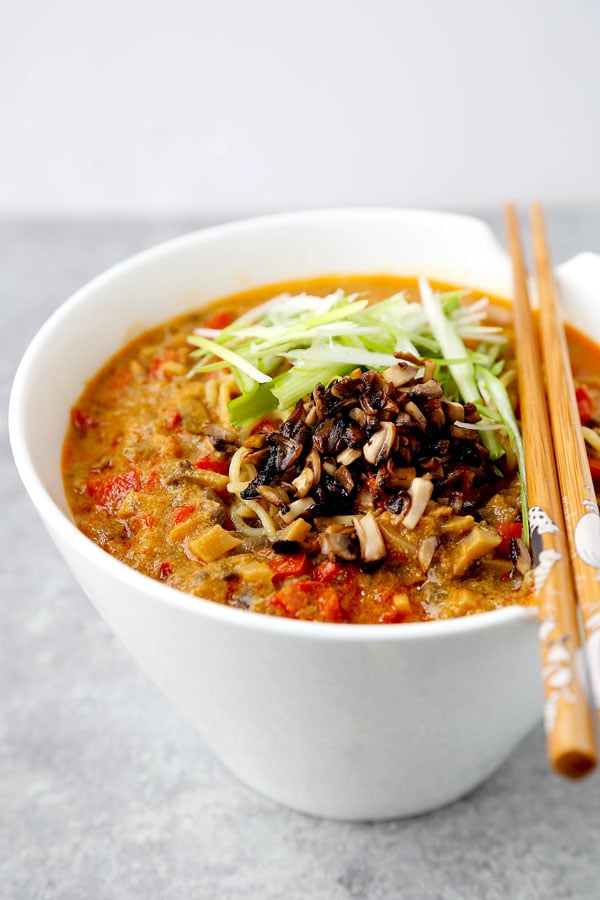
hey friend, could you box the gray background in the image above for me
[2,213,600,900]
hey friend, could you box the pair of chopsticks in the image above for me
[506,204,600,779]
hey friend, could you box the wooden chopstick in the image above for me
[505,203,597,779]
[531,205,600,719]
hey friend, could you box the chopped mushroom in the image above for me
[280,497,314,524]
[382,361,420,386]
[352,511,386,563]
[363,422,396,465]
[418,535,439,572]
[511,537,532,576]
[401,477,434,530]
[321,527,358,560]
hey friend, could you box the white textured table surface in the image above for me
[2,214,600,900]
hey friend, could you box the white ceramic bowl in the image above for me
[10,209,600,820]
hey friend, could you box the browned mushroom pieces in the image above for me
[421,359,437,381]
[407,380,444,400]
[292,448,323,499]
[321,527,358,561]
[394,350,422,366]
[441,399,465,423]
[382,362,420,387]
[336,447,362,466]
[314,383,328,420]
[349,407,367,427]
[463,402,481,424]
[291,466,314,498]
[403,401,428,431]
[334,464,354,494]
[352,511,386,563]
[280,497,315,524]
[363,422,396,465]
[418,535,439,573]
[401,477,434,529]
[382,463,417,491]
[449,423,481,441]
[198,423,239,450]
[511,537,532,575]
[257,484,290,507]
[242,432,269,450]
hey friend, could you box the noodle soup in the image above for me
[62,275,600,623]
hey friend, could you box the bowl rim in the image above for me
[9,206,539,642]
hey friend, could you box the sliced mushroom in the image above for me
[407,380,444,400]
[352,511,386,562]
[400,477,434,530]
[363,422,397,465]
[243,432,269,450]
[441,399,465,423]
[403,401,428,431]
[280,496,315,524]
[257,484,290,507]
[511,537,532,575]
[291,466,314,498]
[336,447,362,466]
[349,407,367,426]
[321,527,358,561]
[380,462,416,491]
[334,464,354,494]
[198,423,239,450]
[421,359,437,381]
[382,361,419,387]
[418,535,439,573]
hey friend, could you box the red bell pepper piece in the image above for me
[193,456,230,475]
[87,469,140,513]
[158,561,173,580]
[172,505,196,525]
[165,409,182,430]
[251,419,278,435]
[267,553,309,582]
[203,309,235,330]
[588,455,600,482]
[576,385,595,425]
[269,580,343,622]
[71,408,98,430]
[313,559,343,583]
[496,521,523,556]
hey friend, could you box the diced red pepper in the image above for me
[164,409,182,430]
[313,559,343,583]
[193,455,230,475]
[144,470,160,489]
[203,309,235,330]
[588,455,600,482]
[142,514,155,528]
[159,561,173,580]
[71,408,98,430]
[251,419,278,435]
[172,505,196,525]
[107,368,132,391]
[496,521,523,556]
[267,553,309,582]
[86,469,140,513]
[317,587,343,622]
[269,580,343,622]
[576,385,595,425]
[150,350,178,379]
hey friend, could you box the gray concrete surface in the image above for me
[2,213,600,900]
